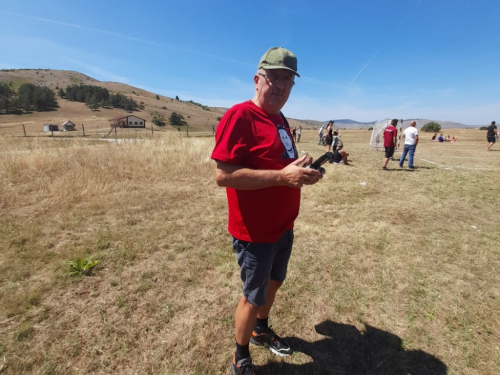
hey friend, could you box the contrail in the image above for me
[349,0,423,85]
[0,10,251,67]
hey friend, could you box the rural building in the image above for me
[62,120,76,131]
[108,115,146,128]
[43,124,59,132]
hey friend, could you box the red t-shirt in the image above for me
[211,101,300,243]
[383,125,398,147]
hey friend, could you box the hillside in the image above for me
[0,69,226,135]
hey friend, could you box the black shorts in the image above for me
[487,136,496,143]
[232,230,294,307]
[385,147,395,158]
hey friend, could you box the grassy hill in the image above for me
[0,69,227,136]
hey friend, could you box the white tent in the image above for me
[369,119,390,150]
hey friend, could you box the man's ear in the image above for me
[253,74,259,89]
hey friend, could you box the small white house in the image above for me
[109,115,146,128]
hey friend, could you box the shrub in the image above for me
[169,112,187,126]
[152,113,166,127]
[421,122,442,132]
[479,126,488,130]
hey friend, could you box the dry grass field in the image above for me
[0,128,499,375]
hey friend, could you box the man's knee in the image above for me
[269,279,283,290]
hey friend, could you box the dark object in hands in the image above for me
[308,153,329,170]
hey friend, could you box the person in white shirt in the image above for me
[398,121,419,169]
[318,126,324,145]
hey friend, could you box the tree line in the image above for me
[61,85,139,111]
[0,82,58,114]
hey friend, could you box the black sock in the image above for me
[235,342,250,362]
[254,317,269,334]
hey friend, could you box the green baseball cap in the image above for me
[258,47,300,77]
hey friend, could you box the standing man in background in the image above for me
[382,119,398,170]
[325,120,334,152]
[487,121,497,150]
[318,125,324,145]
[211,47,323,375]
[399,120,419,169]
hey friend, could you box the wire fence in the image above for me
[0,123,216,139]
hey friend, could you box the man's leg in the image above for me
[399,145,408,167]
[256,279,282,320]
[235,297,259,348]
[235,280,284,342]
[249,231,293,357]
[408,145,415,168]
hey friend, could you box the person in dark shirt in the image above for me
[487,121,497,150]
[382,119,398,170]
[331,143,349,165]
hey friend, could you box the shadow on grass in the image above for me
[259,320,447,375]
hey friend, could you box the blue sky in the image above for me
[1,0,498,125]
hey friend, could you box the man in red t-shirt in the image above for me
[212,47,323,375]
[382,119,399,170]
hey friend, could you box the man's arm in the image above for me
[415,134,419,147]
[215,155,322,190]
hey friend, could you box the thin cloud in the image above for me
[349,0,423,84]
[0,10,251,67]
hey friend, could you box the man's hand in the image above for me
[279,155,323,188]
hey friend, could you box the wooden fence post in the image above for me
[151,124,154,136]
[82,123,86,137]
[22,124,26,137]
[186,125,189,137]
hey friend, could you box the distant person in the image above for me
[331,143,349,165]
[331,131,341,151]
[399,121,419,169]
[438,134,444,142]
[318,125,324,145]
[292,127,297,142]
[432,133,437,141]
[325,120,334,152]
[487,121,497,150]
[451,135,456,142]
[297,126,302,142]
[382,119,398,170]
[445,135,451,142]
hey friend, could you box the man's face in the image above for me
[278,128,293,151]
[254,69,295,114]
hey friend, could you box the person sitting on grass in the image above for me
[331,143,349,165]
[438,134,444,142]
[432,133,437,141]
